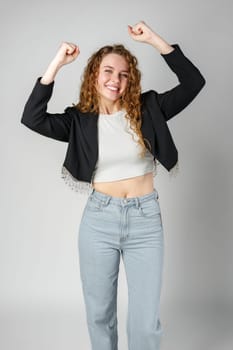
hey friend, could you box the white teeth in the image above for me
[106,85,119,91]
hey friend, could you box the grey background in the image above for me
[1,0,232,349]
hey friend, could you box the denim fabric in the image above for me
[78,188,164,350]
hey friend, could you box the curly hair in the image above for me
[75,44,151,159]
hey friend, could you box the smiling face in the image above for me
[96,53,129,111]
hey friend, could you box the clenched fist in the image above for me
[127,21,157,44]
[128,20,174,54]
[52,42,80,68]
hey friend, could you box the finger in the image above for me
[127,25,134,35]
[73,46,80,58]
[128,24,141,37]
[67,45,78,55]
[68,43,77,51]
[66,45,75,54]
[75,46,80,54]
[135,24,144,34]
[131,23,143,35]
[61,41,75,52]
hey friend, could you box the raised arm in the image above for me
[128,21,206,121]
[21,42,80,141]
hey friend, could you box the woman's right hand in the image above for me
[40,42,80,84]
[52,42,80,68]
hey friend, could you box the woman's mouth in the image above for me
[105,84,120,92]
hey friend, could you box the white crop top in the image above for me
[91,109,157,183]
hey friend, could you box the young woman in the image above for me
[21,21,205,350]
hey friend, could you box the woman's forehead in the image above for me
[100,53,128,69]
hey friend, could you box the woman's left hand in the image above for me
[127,21,157,45]
[128,20,175,54]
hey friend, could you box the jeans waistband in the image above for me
[89,188,159,207]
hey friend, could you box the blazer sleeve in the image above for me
[20,77,73,142]
[156,43,206,121]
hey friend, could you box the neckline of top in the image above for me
[99,109,126,117]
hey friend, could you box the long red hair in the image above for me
[76,44,151,158]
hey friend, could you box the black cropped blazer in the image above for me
[21,43,206,192]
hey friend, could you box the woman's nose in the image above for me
[111,73,120,83]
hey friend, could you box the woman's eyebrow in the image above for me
[103,65,129,72]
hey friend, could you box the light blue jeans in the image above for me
[78,188,164,350]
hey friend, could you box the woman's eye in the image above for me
[103,70,128,78]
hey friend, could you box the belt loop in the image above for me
[104,196,111,206]
[88,188,94,200]
[135,197,140,209]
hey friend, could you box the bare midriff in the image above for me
[92,171,154,198]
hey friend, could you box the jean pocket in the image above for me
[139,199,160,218]
[86,196,103,212]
